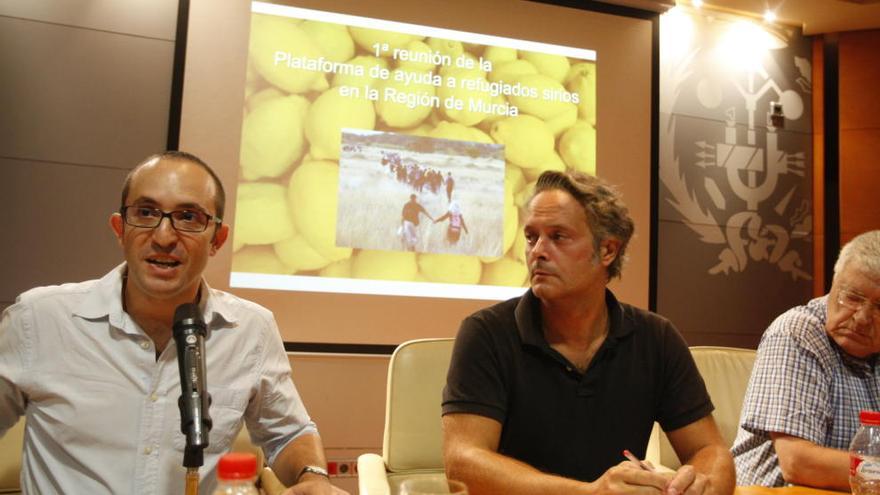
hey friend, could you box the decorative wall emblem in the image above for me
[660,14,812,281]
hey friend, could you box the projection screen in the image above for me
[178,0,653,349]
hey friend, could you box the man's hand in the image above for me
[283,478,349,495]
[588,461,672,494]
[665,464,708,495]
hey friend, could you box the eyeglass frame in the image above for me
[119,205,222,233]
[837,286,880,320]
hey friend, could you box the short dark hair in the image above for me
[120,150,226,220]
[531,170,635,279]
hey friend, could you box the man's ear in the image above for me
[109,213,124,246]
[210,224,230,255]
[599,239,621,267]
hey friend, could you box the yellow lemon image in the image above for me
[566,62,596,125]
[523,152,566,182]
[250,14,326,94]
[559,121,596,175]
[234,182,296,245]
[502,188,519,255]
[508,73,572,120]
[479,93,510,128]
[287,160,353,261]
[544,101,578,137]
[404,122,433,137]
[396,40,437,72]
[428,121,493,144]
[240,94,309,180]
[490,115,555,169]
[505,164,525,198]
[512,223,528,262]
[426,37,464,60]
[349,27,421,54]
[440,52,480,78]
[515,180,537,210]
[488,59,537,83]
[232,246,293,274]
[520,51,570,83]
[352,250,419,281]
[300,20,354,63]
[305,87,376,160]
[247,86,284,114]
[437,68,494,126]
[483,46,517,67]
[418,253,482,284]
[320,257,353,278]
[331,55,389,93]
[481,257,528,286]
[376,69,437,128]
[274,235,331,272]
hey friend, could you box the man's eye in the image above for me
[177,211,199,222]
[844,292,865,305]
[136,207,158,218]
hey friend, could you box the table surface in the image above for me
[735,487,849,495]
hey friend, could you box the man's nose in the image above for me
[151,216,179,245]
[852,304,876,325]
[528,236,549,260]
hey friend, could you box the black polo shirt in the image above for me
[442,289,712,482]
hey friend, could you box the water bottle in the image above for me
[213,452,259,495]
[850,410,880,495]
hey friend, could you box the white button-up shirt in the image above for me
[0,264,317,494]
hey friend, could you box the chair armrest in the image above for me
[260,466,287,495]
[357,453,391,495]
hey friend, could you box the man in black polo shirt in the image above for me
[442,171,735,495]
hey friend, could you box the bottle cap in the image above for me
[217,452,258,480]
[860,410,880,425]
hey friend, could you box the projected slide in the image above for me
[231,1,597,300]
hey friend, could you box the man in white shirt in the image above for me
[0,151,345,494]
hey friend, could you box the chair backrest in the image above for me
[382,338,455,474]
[0,417,24,493]
[648,346,757,468]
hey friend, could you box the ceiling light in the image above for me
[692,0,703,7]
[763,9,777,23]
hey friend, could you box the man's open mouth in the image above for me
[146,258,181,268]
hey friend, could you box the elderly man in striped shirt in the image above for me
[733,230,880,490]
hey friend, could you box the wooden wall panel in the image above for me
[838,30,880,246]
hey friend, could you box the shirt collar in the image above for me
[514,288,630,348]
[72,263,237,333]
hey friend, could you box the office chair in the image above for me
[358,338,456,495]
[646,345,757,468]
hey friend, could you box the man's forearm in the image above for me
[684,444,735,495]
[773,436,850,491]
[271,433,328,486]
[445,443,590,495]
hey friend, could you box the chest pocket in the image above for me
[169,388,249,453]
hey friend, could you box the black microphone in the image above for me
[173,303,212,468]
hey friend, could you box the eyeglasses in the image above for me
[837,288,880,320]
[120,205,221,233]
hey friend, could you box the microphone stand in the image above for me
[174,303,212,495]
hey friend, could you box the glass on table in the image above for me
[399,475,468,495]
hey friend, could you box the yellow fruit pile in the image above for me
[234,12,597,288]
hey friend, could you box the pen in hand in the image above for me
[622,449,655,472]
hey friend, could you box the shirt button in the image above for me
[143,446,152,455]
[150,393,159,402]
[566,366,573,372]
[140,341,150,350]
